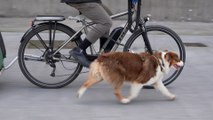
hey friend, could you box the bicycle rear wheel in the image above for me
[18,23,82,88]
[124,25,186,86]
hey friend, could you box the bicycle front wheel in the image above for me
[124,25,186,86]
[18,23,82,88]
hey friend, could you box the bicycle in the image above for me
[17,0,186,88]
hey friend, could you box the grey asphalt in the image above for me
[0,17,213,120]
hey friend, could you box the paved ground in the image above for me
[0,17,213,120]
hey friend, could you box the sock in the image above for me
[79,38,92,50]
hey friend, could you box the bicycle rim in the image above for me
[18,24,82,88]
[124,25,186,86]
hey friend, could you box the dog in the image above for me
[77,50,184,104]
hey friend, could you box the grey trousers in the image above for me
[68,3,112,43]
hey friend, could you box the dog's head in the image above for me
[162,51,184,70]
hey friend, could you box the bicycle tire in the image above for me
[123,25,186,87]
[18,23,83,88]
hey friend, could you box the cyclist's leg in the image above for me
[68,3,112,44]
[68,3,112,67]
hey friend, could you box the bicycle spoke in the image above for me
[27,40,46,53]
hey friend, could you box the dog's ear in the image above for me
[165,52,172,62]
[165,52,179,62]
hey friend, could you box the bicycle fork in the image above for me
[139,20,153,55]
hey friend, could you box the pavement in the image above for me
[0,17,213,120]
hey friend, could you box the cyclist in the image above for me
[61,0,113,67]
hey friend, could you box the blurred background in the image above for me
[0,0,213,22]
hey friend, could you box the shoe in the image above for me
[69,47,91,68]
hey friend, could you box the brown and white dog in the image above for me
[77,51,184,104]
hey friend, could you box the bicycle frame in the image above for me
[51,12,153,57]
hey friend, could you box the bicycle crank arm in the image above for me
[50,63,56,77]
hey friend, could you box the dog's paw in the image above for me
[76,93,82,99]
[169,94,176,101]
[121,98,131,104]
[77,87,87,99]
